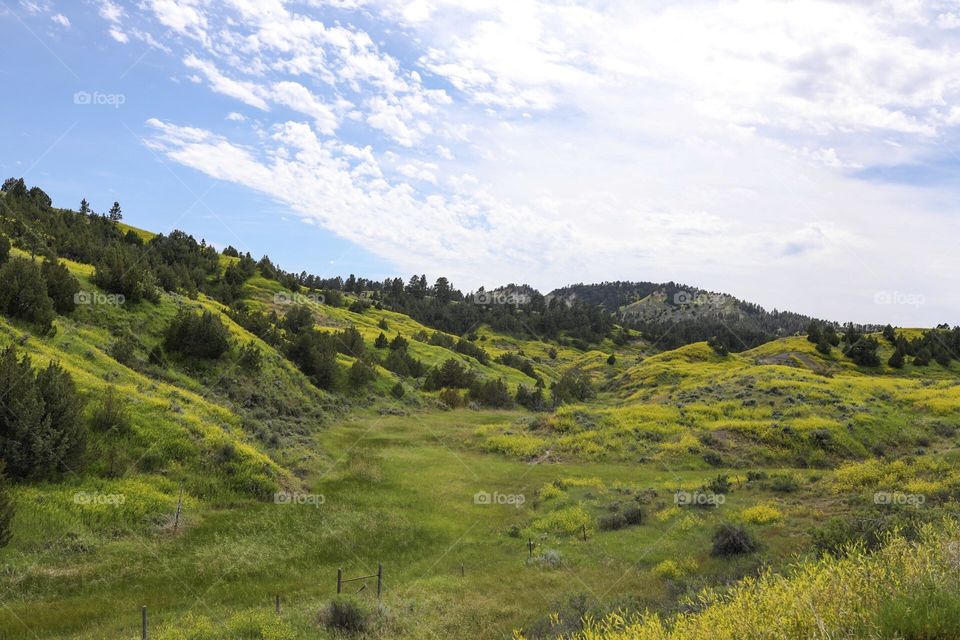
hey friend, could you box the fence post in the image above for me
[141,606,147,640]
[337,568,342,594]
[376,562,383,599]
[275,594,280,615]
[528,538,535,558]
[173,487,183,533]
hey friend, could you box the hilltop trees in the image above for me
[0,347,85,479]
[41,258,80,314]
[108,201,122,222]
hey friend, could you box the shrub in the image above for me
[0,258,55,331]
[390,381,405,399]
[0,235,9,264]
[164,310,231,359]
[711,522,759,556]
[89,386,131,434]
[439,388,465,408]
[321,596,370,633]
[40,258,80,314]
[348,359,377,387]
[598,512,628,531]
[741,503,783,525]
[769,473,801,493]
[237,342,262,372]
[0,347,85,479]
[623,504,644,525]
[92,245,159,303]
[109,333,138,366]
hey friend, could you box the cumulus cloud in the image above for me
[95,0,960,323]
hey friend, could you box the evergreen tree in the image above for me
[108,201,122,222]
[0,235,8,264]
[0,258,55,332]
[374,332,389,349]
[882,324,896,343]
[41,258,80,314]
[888,347,905,369]
[806,321,822,344]
[79,198,91,215]
[0,347,85,479]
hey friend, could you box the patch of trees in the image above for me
[163,310,231,359]
[0,346,85,479]
[549,369,596,406]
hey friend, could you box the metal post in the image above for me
[376,562,382,599]
[141,606,147,640]
[337,568,342,594]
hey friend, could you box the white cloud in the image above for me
[103,0,960,323]
[226,112,247,122]
[50,13,69,27]
[98,0,123,23]
[271,81,339,134]
[108,27,128,43]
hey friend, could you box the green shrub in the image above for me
[89,386,131,434]
[163,310,231,359]
[598,512,628,531]
[390,381,405,399]
[711,522,759,556]
[40,258,80,314]
[0,258,55,332]
[321,596,370,633]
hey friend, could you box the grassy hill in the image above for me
[1,183,959,639]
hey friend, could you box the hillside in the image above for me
[0,180,959,639]
[549,281,823,351]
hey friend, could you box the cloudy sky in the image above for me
[1,0,959,325]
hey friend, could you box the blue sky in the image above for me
[1,0,959,326]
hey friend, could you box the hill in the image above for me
[0,178,959,639]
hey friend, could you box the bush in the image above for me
[0,235,9,264]
[769,473,800,493]
[109,333,138,366]
[711,522,760,556]
[623,504,644,525]
[89,386,131,434]
[741,503,783,525]
[0,258,55,332]
[390,381,405,399]
[598,512,628,531]
[348,359,377,387]
[439,388,465,408]
[237,342,262,372]
[0,346,85,479]
[92,245,159,303]
[164,310,231,359]
[40,258,80,314]
[321,596,370,633]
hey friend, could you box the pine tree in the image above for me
[79,198,91,215]
[108,201,123,221]
[375,332,389,348]
[888,347,905,369]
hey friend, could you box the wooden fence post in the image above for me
[275,594,280,615]
[376,562,383,599]
[141,606,147,640]
[337,568,342,594]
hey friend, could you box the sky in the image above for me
[0,0,958,326]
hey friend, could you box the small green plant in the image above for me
[711,522,759,556]
[321,596,370,633]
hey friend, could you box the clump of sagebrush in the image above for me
[320,596,372,633]
[711,522,759,557]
